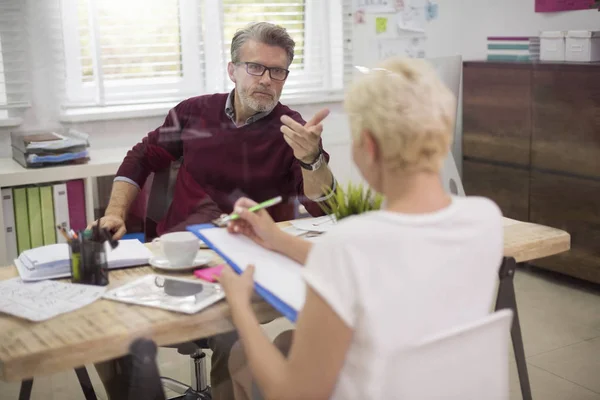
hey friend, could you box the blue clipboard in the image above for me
[187,224,299,322]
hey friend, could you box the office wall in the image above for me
[427,0,599,60]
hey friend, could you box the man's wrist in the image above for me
[299,151,320,165]
[298,150,324,171]
[104,207,126,220]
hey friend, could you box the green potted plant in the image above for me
[319,182,384,222]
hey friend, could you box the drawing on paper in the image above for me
[379,37,427,60]
[354,0,397,13]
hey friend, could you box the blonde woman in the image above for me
[218,58,503,400]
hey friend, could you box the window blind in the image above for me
[62,0,203,107]
[59,0,351,109]
[217,0,351,101]
[0,0,30,116]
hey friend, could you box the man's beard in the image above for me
[239,87,278,112]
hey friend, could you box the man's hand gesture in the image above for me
[280,108,330,164]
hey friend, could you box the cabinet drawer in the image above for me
[532,66,600,179]
[463,64,532,166]
[462,159,529,221]
[529,170,600,283]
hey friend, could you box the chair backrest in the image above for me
[145,160,181,240]
[385,309,513,400]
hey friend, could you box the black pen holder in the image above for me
[69,236,109,286]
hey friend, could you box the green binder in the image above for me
[13,187,31,254]
[40,186,57,245]
[26,186,44,248]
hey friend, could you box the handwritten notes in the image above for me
[355,0,397,13]
[0,278,106,322]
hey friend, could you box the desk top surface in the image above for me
[0,218,570,381]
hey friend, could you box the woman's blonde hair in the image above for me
[344,58,456,173]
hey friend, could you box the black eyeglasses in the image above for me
[236,62,290,81]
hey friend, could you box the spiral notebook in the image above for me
[187,224,305,322]
[14,239,153,281]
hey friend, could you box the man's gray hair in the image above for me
[231,22,295,66]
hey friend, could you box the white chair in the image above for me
[387,309,513,400]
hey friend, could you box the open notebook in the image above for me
[14,239,153,281]
[187,224,306,321]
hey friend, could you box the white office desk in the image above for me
[0,147,130,265]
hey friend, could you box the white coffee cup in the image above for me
[152,232,199,267]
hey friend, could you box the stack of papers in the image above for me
[14,239,153,281]
[0,278,106,322]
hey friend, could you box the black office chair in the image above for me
[128,338,166,400]
[143,160,212,399]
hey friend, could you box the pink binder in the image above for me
[66,180,87,231]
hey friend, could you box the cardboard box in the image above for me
[540,31,566,61]
[566,31,600,62]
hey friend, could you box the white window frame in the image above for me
[60,0,348,118]
[60,0,203,108]
[0,32,8,120]
[211,0,345,103]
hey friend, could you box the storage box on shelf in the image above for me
[566,30,600,62]
[540,31,566,61]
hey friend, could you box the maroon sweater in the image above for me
[116,93,329,235]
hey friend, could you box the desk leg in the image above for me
[75,367,98,400]
[495,257,532,400]
[18,379,33,400]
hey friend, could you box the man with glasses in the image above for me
[93,22,336,400]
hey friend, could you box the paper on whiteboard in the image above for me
[0,278,106,322]
[398,0,427,33]
[379,37,426,59]
[354,0,397,13]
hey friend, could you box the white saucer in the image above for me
[149,251,212,272]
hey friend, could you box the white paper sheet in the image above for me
[398,0,427,33]
[290,216,337,233]
[354,0,397,13]
[199,228,307,313]
[0,278,106,322]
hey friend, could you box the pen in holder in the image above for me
[68,222,118,286]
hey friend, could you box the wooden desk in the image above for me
[0,218,570,383]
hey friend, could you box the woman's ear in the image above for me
[227,62,236,83]
[361,130,380,164]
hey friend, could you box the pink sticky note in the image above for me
[194,265,225,283]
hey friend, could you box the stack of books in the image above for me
[10,129,90,168]
[487,37,540,62]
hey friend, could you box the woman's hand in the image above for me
[219,264,256,309]
[227,197,283,251]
